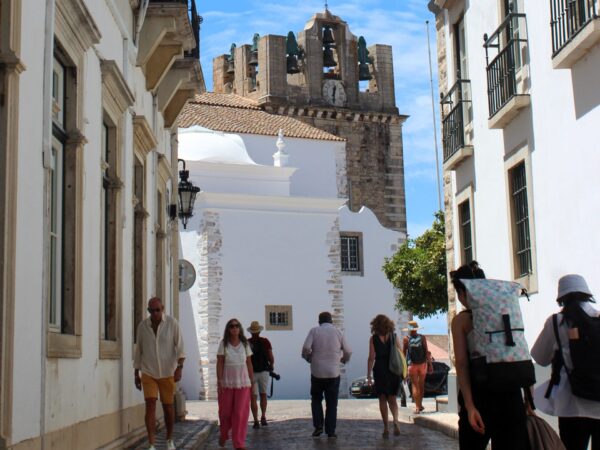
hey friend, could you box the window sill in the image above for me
[515,273,538,295]
[100,339,122,359]
[47,332,82,358]
[341,270,364,277]
[553,17,600,69]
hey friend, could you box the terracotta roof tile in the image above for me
[179,93,345,142]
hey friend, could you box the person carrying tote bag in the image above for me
[527,415,566,450]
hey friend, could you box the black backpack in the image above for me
[545,305,600,401]
[408,334,427,364]
[250,338,271,373]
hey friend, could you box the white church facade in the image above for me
[177,93,408,400]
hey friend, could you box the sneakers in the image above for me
[253,421,260,429]
[166,439,176,450]
[147,446,156,450]
[260,417,268,426]
[311,427,323,437]
[327,433,337,439]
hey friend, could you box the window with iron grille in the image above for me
[265,305,293,330]
[340,233,362,274]
[459,200,473,264]
[510,162,532,277]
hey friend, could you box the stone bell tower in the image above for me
[213,9,407,232]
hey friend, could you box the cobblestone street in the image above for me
[187,399,458,450]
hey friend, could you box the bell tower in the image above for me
[213,10,407,232]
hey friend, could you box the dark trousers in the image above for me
[310,375,340,435]
[458,387,530,450]
[559,417,600,450]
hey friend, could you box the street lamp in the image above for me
[177,158,200,229]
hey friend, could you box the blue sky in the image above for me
[196,0,447,334]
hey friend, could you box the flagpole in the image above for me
[426,20,442,212]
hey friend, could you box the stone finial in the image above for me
[273,129,290,167]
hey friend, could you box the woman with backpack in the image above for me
[216,318,254,450]
[531,274,600,450]
[450,262,531,450]
[403,320,429,414]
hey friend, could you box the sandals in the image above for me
[394,423,401,436]
[261,417,268,426]
[253,421,260,429]
[382,429,389,438]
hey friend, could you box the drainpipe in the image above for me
[135,0,150,46]
[41,0,56,447]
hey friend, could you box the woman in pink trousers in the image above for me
[217,318,254,450]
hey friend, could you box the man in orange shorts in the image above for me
[134,297,185,450]
[403,320,429,414]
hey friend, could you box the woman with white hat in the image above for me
[531,274,600,450]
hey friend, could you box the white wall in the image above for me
[441,0,600,416]
[11,0,178,443]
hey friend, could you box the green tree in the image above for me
[383,211,447,318]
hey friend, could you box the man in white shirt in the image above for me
[302,311,352,439]
[134,297,185,450]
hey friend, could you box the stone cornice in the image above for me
[157,153,173,183]
[101,60,135,115]
[133,115,158,155]
[265,105,409,125]
[55,0,101,54]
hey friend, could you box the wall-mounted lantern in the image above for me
[177,158,200,229]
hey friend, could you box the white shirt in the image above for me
[217,340,253,389]
[301,323,352,378]
[531,302,600,419]
[134,315,185,379]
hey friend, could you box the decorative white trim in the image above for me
[196,192,346,214]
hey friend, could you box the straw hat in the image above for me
[557,274,593,300]
[247,321,264,333]
[402,320,421,331]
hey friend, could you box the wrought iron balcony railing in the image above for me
[149,0,201,59]
[441,79,472,162]
[484,13,528,119]
[551,0,599,56]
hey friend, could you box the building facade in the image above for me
[212,9,408,234]
[177,93,409,400]
[429,0,600,413]
[0,0,203,447]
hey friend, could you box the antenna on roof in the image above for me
[325,0,329,12]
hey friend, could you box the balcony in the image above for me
[484,13,531,129]
[551,0,600,68]
[441,79,473,171]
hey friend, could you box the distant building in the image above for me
[0,0,203,447]
[177,93,409,400]
[429,0,600,414]
[212,9,408,234]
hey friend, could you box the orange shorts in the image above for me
[408,362,427,376]
[141,373,175,404]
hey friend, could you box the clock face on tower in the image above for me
[322,79,347,107]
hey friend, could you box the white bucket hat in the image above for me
[557,274,593,300]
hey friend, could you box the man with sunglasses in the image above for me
[134,297,185,450]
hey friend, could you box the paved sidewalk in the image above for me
[128,419,214,450]
[189,399,458,450]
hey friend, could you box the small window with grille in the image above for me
[265,305,293,331]
[340,232,363,275]
[509,162,532,278]
[459,200,473,264]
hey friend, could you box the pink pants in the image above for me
[218,387,251,448]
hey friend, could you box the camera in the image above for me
[269,371,281,381]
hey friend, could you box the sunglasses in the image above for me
[228,323,240,329]
[147,307,162,313]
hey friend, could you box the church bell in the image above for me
[287,55,300,74]
[323,46,337,68]
[249,51,258,66]
[358,63,372,80]
[226,59,235,74]
[323,26,335,47]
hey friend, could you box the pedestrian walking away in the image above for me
[247,320,275,429]
[403,320,429,414]
[531,274,600,450]
[301,311,352,439]
[134,297,185,450]
[450,261,533,450]
[217,318,254,450]
[367,314,403,439]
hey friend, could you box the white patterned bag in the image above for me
[462,278,536,391]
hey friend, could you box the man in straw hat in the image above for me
[247,320,274,428]
[403,320,430,414]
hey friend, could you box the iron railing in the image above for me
[551,0,598,56]
[149,0,201,59]
[484,13,528,119]
[440,79,471,162]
